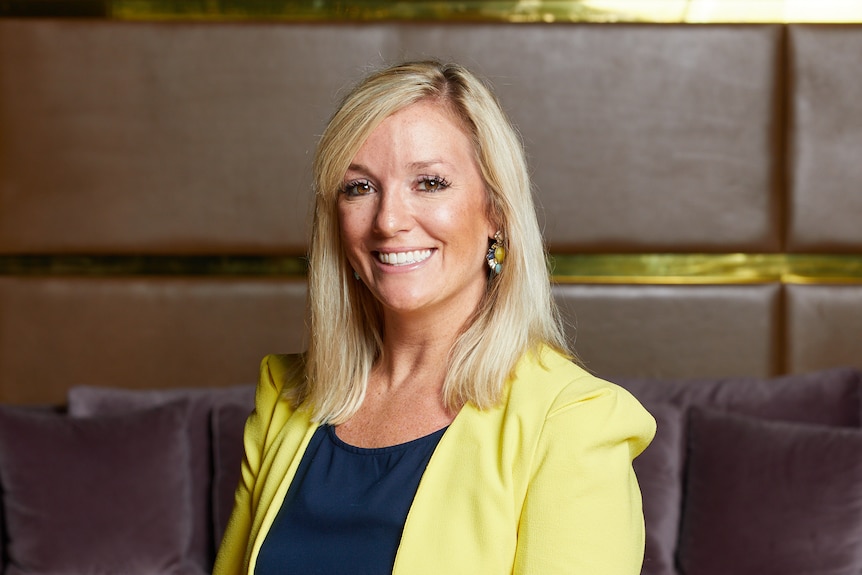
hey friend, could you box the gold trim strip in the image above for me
[106,1,610,22]
[2,254,862,284]
[550,254,862,285]
[4,0,862,23]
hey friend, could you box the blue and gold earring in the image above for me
[486,231,506,275]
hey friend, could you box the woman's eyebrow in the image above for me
[344,160,452,176]
[408,159,451,170]
[345,162,367,173]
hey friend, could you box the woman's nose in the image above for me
[373,188,412,236]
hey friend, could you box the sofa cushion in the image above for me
[67,384,255,571]
[679,407,862,575]
[617,367,862,575]
[616,367,862,427]
[634,401,684,575]
[0,401,201,575]
[211,401,252,547]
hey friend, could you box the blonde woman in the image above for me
[215,60,655,575]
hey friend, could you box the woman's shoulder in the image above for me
[251,353,314,435]
[510,345,614,401]
[508,345,654,433]
[251,353,308,420]
[258,353,306,393]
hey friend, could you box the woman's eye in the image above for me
[417,176,449,192]
[342,180,374,197]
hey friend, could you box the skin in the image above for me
[335,99,496,448]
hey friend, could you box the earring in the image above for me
[486,231,506,275]
[353,270,360,280]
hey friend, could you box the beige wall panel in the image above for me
[0,277,307,404]
[0,21,396,254]
[400,24,783,252]
[786,284,862,373]
[788,26,862,252]
[554,283,781,379]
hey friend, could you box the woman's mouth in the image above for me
[376,249,433,266]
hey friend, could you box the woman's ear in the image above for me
[484,195,503,239]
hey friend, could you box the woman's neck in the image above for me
[334,308,467,448]
[375,306,471,392]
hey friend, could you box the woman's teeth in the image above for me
[377,250,432,266]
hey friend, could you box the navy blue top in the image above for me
[255,424,447,575]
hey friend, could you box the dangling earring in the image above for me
[486,231,506,275]
[353,270,360,280]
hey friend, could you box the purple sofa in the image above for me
[0,385,255,575]
[0,366,860,574]
[621,367,862,575]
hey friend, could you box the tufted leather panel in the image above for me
[787,25,862,252]
[553,283,783,379]
[785,284,862,373]
[0,277,307,404]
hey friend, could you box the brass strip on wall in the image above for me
[3,0,862,22]
[2,254,862,284]
[550,254,862,285]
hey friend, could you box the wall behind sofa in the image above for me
[1,19,861,404]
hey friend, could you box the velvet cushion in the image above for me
[211,401,252,546]
[634,401,684,575]
[616,367,862,426]
[67,384,255,571]
[0,401,201,575]
[679,407,862,575]
[617,368,862,575]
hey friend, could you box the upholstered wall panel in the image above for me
[1,21,782,255]
[399,24,784,252]
[0,20,857,403]
[553,283,782,379]
[787,25,862,252]
[0,277,307,404]
[0,20,394,254]
[785,284,862,373]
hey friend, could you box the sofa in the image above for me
[1,365,860,574]
[0,384,256,575]
[621,367,862,575]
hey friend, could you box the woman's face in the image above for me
[337,99,496,322]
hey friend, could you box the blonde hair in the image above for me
[295,60,569,423]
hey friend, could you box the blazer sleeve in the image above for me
[212,355,285,575]
[513,377,656,575]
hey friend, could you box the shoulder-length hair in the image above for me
[293,60,570,423]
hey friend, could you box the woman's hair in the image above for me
[295,60,570,423]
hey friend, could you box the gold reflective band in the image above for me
[550,254,862,285]
[5,0,862,23]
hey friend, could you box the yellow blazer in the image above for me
[214,346,655,575]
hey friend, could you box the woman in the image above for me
[214,60,655,575]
